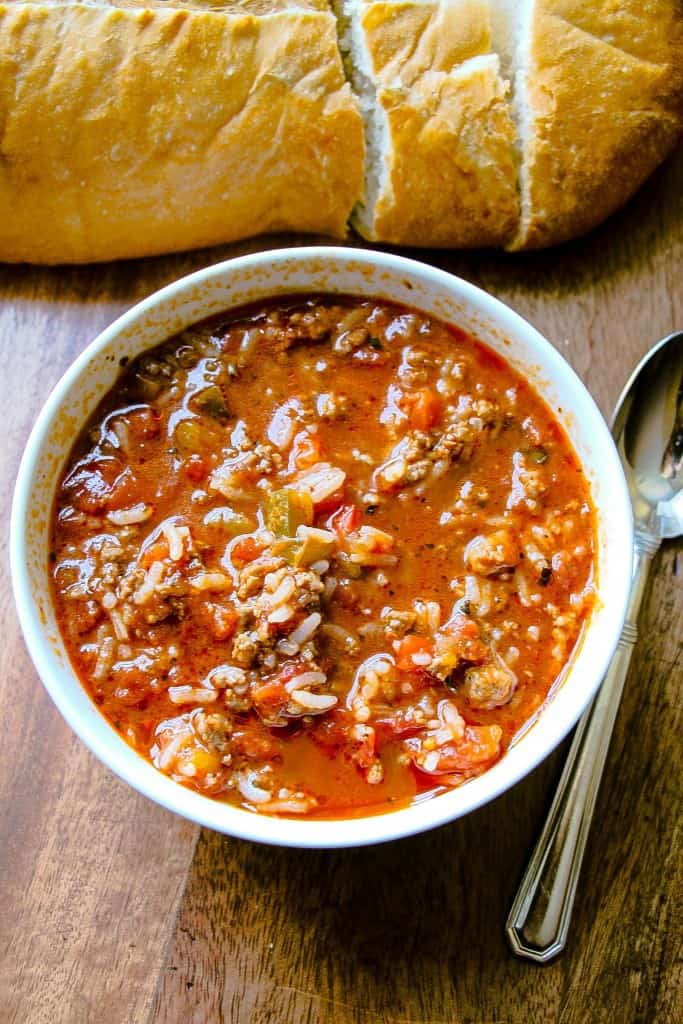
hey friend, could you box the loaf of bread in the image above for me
[0,0,680,262]
[0,0,365,263]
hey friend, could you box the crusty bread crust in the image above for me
[368,57,520,246]
[34,0,332,10]
[351,1,519,247]
[359,0,490,85]
[0,2,364,263]
[0,0,680,261]
[509,0,683,249]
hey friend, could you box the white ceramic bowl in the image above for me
[11,247,633,847]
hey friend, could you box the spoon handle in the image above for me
[505,532,658,962]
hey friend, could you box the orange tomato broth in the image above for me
[50,295,596,818]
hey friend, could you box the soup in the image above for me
[50,296,596,817]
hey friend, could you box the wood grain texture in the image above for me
[1,150,682,1024]
[0,279,200,1024]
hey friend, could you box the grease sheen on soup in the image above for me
[50,296,596,818]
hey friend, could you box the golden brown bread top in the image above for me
[0,1,364,262]
[18,0,331,11]
[360,0,490,84]
[0,0,680,260]
[513,0,683,248]
[351,0,519,247]
[370,55,520,246]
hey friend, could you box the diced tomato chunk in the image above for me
[63,458,125,513]
[107,473,143,511]
[184,455,208,482]
[327,503,361,538]
[206,602,238,640]
[442,613,488,662]
[291,430,324,470]
[278,661,310,684]
[395,635,434,672]
[231,536,263,564]
[251,660,307,718]
[251,680,287,707]
[426,725,502,773]
[401,387,442,430]
[139,538,170,568]
[374,709,422,740]
[126,407,161,440]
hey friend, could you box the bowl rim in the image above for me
[10,245,633,847]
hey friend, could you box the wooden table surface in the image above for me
[1,151,682,1024]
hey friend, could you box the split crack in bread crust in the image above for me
[336,0,520,247]
[489,0,683,250]
[343,0,682,248]
[0,0,681,262]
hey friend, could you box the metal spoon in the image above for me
[506,331,683,963]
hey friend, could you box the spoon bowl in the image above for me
[614,331,683,528]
